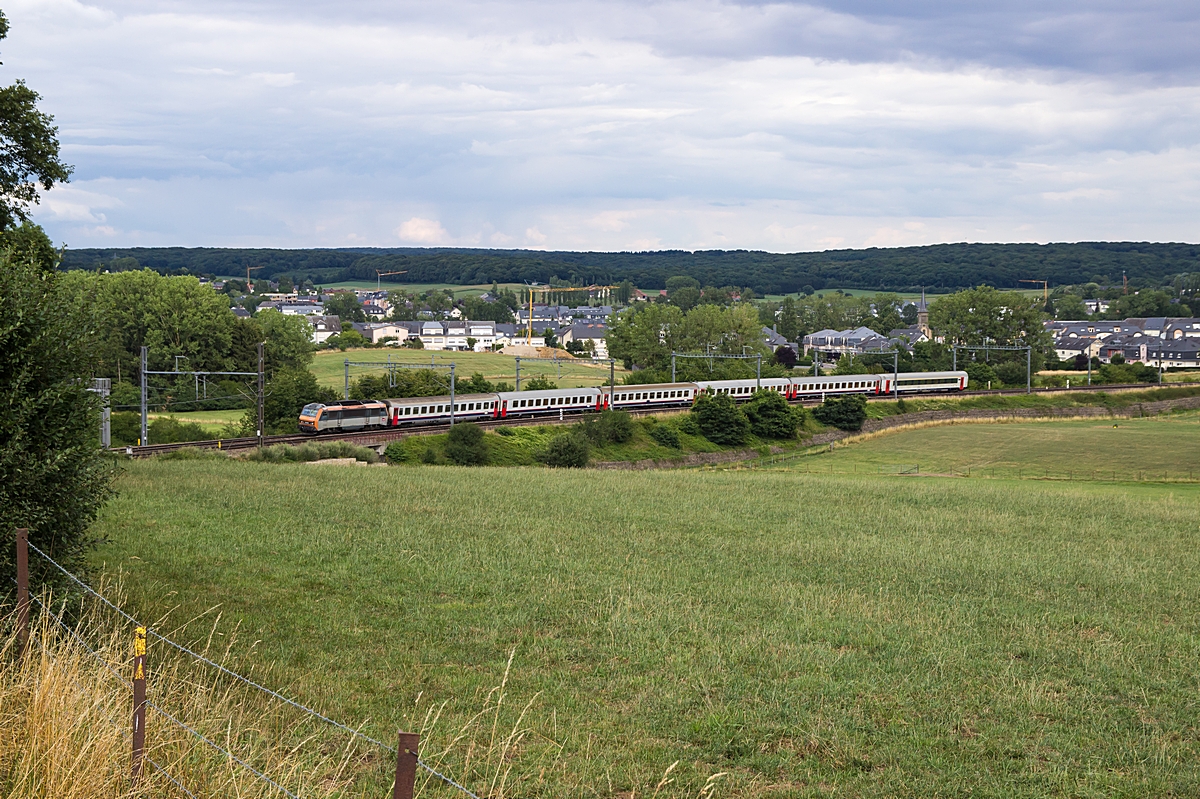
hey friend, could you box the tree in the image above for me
[777,296,800,341]
[929,286,1051,370]
[521,375,557,391]
[812,395,867,431]
[0,14,72,230]
[774,345,798,368]
[1054,293,1089,320]
[670,285,701,311]
[445,422,489,465]
[1,250,114,586]
[743,389,801,439]
[323,292,366,322]
[691,392,750,445]
[543,329,558,349]
[605,303,684,370]
[665,275,700,295]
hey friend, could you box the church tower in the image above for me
[916,289,931,338]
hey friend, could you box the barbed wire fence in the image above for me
[8,529,482,799]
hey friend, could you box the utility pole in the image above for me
[515,357,521,390]
[609,359,615,399]
[257,342,265,448]
[449,364,455,426]
[140,346,148,446]
[344,358,350,400]
[1026,345,1031,394]
[756,353,762,391]
[671,353,676,383]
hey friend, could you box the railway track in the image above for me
[121,381,1176,458]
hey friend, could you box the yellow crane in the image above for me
[524,284,620,345]
[376,269,407,290]
[1019,279,1048,303]
[245,265,264,290]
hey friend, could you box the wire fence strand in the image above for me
[20,542,484,799]
[24,540,141,627]
[418,758,483,799]
[149,701,302,799]
[148,630,397,754]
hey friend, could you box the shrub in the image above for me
[496,427,516,437]
[521,376,557,391]
[648,423,681,448]
[155,447,229,461]
[445,422,489,466]
[994,361,1028,387]
[246,441,379,463]
[964,361,997,388]
[579,409,634,446]
[147,417,210,445]
[384,441,408,462]
[537,433,590,468]
[691,392,750,445]
[677,415,701,436]
[812,395,868,431]
[421,447,438,464]
[742,389,801,439]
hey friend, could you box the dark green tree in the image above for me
[691,392,750,445]
[521,375,557,391]
[742,389,801,439]
[323,291,366,322]
[1,251,114,585]
[445,422,489,465]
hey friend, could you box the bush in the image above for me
[691,392,750,445]
[384,441,408,462]
[246,441,379,463]
[445,422,488,465]
[647,423,681,448]
[155,447,229,461]
[812,395,868,431]
[421,447,438,464]
[579,409,634,446]
[521,376,557,391]
[147,417,210,445]
[964,361,997,388]
[537,433,590,467]
[994,361,1028,387]
[677,415,701,436]
[496,427,516,437]
[742,389,801,439]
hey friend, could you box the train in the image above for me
[298,371,968,434]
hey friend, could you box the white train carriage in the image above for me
[890,371,968,393]
[298,400,389,433]
[605,382,698,409]
[497,387,604,418]
[787,375,884,400]
[695,378,792,401]
[386,393,499,426]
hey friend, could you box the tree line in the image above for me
[60,241,1200,295]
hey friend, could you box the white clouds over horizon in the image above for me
[7,0,1200,251]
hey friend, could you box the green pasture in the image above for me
[92,459,1200,798]
[310,348,629,392]
[760,411,1200,481]
[144,409,246,433]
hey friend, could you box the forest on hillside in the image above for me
[60,242,1200,294]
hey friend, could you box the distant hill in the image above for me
[60,242,1200,294]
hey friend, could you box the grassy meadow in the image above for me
[311,348,629,392]
[88,458,1200,798]
[765,412,1200,480]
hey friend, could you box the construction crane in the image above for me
[245,265,264,290]
[524,283,620,345]
[1019,279,1048,303]
[376,269,407,290]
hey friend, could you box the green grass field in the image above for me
[311,348,629,392]
[91,454,1200,798]
[761,411,1200,481]
[144,409,246,433]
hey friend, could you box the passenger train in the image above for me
[298,371,967,434]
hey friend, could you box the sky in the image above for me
[8,0,1200,252]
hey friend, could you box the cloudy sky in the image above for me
[9,0,1200,251]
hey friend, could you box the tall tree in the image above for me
[0,12,72,230]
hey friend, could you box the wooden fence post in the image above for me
[131,625,147,786]
[15,528,28,658]
[393,731,419,799]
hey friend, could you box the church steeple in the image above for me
[916,288,931,337]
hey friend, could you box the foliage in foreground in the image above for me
[691,392,751,445]
[0,249,114,587]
